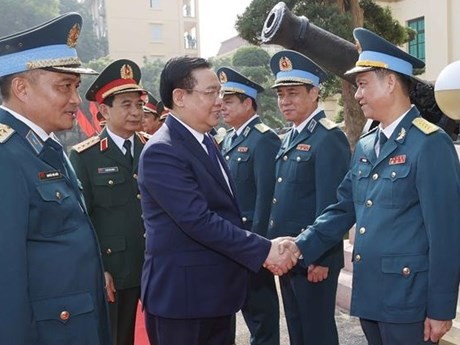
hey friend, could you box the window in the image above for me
[150,24,162,42]
[408,17,425,62]
[149,0,160,9]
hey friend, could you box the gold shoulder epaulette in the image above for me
[0,123,15,143]
[254,123,271,133]
[136,131,151,144]
[72,136,100,153]
[319,118,338,130]
[412,117,439,135]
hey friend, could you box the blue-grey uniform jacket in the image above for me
[296,107,460,323]
[268,111,351,270]
[0,109,111,344]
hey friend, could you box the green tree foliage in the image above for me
[0,0,59,36]
[139,57,167,100]
[0,0,107,63]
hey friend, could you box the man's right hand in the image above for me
[263,237,301,275]
[104,271,116,303]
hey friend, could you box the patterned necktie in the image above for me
[123,139,133,166]
[203,134,221,172]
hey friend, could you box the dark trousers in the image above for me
[146,313,233,345]
[360,318,438,345]
[241,268,280,345]
[108,286,140,345]
[279,266,340,345]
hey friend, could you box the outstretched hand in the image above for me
[263,237,301,276]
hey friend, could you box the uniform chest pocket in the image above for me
[35,181,79,237]
[93,173,129,207]
[351,162,371,203]
[379,164,415,208]
[286,151,313,182]
[231,153,250,180]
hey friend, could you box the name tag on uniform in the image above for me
[38,170,63,180]
[98,166,119,174]
[296,144,311,151]
[389,155,406,165]
[237,146,249,153]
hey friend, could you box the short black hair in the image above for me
[234,93,258,112]
[160,56,211,109]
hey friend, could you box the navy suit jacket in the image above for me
[0,109,111,344]
[138,115,271,319]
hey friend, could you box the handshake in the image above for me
[263,237,301,276]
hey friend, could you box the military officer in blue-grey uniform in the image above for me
[278,28,460,345]
[218,67,281,345]
[267,50,351,345]
[0,13,111,344]
[69,59,149,345]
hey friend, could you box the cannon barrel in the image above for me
[261,2,458,138]
[262,2,357,83]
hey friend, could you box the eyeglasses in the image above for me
[187,89,223,99]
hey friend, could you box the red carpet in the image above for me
[135,302,150,345]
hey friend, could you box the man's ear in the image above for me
[98,103,110,120]
[172,88,186,108]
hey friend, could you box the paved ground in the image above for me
[234,308,367,345]
[234,277,367,345]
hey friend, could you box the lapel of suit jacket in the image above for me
[166,116,235,198]
[99,128,132,170]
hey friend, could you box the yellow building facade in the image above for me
[86,0,200,64]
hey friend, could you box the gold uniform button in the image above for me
[106,248,112,255]
[402,267,411,276]
[137,194,141,200]
[372,173,379,180]
[108,180,114,186]
[237,157,241,162]
[355,254,361,262]
[359,227,366,234]
[296,156,301,162]
[277,177,283,183]
[133,173,138,179]
[283,155,288,161]
[366,200,373,207]
[242,217,247,223]
[391,171,397,178]
[60,311,70,321]
[225,155,230,161]
[55,191,61,200]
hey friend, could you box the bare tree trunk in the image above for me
[342,81,366,150]
[340,0,365,150]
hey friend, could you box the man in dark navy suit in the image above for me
[267,50,351,345]
[277,28,460,345]
[0,13,111,344]
[219,67,281,345]
[138,56,298,345]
